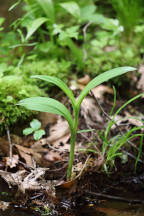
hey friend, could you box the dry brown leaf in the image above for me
[0,138,10,156]
[15,144,42,167]
[5,154,19,168]
[92,85,113,100]
[125,111,144,127]
[69,80,85,90]
[78,75,91,85]
[0,168,53,194]
[47,118,70,143]
[81,97,103,125]
[38,112,58,128]
[44,151,62,161]
[0,201,10,211]
[52,133,71,151]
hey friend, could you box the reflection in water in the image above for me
[75,201,144,216]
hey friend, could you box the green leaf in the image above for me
[58,26,79,41]
[9,0,21,11]
[23,127,34,135]
[18,97,73,131]
[77,129,95,133]
[80,5,97,19]
[80,5,106,24]
[32,75,76,108]
[26,17,48,40]
[36,0,55,23]
[0,17,5,26]
[34,129,45,140]
[60,2,80,19]
[77,67,136,109]
[30,119,41,130]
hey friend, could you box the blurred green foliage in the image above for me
[0,0,144,134]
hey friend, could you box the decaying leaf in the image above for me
[5,154,19,168]
[81,96,103,125]
[0,201,10,211]
[0,168,53,194]
[91,85,113,100]
[44,151,62,161]
[78,75,91,85]
[47,118,70,143]
[15,144,41,167]
[38,112,58,128]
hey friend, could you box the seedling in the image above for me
[23,119,45,140]
[18,67,136,180]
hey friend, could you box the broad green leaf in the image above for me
[34,129,45,140]
[60,2,80,19]
[77,67,136,108]
[80,5,97,20]
[26,17,48,40]
[36,0,55,23]
[30,119,41,130]
[32,75,76,108]
[23,127,34,135]
[18,97,73,131]
[80,5,106,24]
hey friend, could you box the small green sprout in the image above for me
[18,67,136,180]
[23,119,45,140]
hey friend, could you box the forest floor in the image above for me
[0,73,144,215]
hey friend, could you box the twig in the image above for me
[6,126,13,165]
[83,22,92,61]
[75,155,91,179]
[85,190,144,204]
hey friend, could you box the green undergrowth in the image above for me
[0,58,71,135]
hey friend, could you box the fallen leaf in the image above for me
[15,144,41,167]
[47,118,70,143]
[78,75,91,85]
[38,112,58,128]
[5,154,19,168]
[81,97,103,125]
[92,85,113,100]
[0,201,10,211]
[0,168,53,194]
[44,151,62,161]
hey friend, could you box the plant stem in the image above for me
[67,109,79,180]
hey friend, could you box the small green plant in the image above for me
[18,66,136,180]
[102,92,144,171]
[23,119,45,140]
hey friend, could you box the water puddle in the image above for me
[76,201,144,216]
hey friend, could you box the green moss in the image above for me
[0,59,71,134]
[0,75,45,134]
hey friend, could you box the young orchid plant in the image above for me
[18,67,136,180]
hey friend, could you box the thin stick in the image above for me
[85,190,144,204]
[83,22,92,61]
[6,126,13,164]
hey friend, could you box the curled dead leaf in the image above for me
[78,75,91,85]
